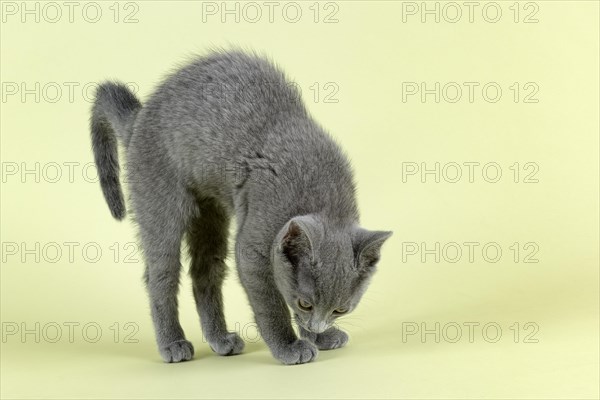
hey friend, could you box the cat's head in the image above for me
[272,214,392,334]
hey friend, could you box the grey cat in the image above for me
[89,50,392,365]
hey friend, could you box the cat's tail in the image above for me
[90,81,141,220]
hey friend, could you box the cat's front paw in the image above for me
[314,327,349,350]
[209,332,245,356]
[274,339,318,365]
[159,339,194,363]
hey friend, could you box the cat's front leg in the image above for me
[298,325,349,350]
[236,247,317,365]
[246,278,318,364]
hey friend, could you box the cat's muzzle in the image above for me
[295,314,329,334]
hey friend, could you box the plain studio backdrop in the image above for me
[1,1,598,399]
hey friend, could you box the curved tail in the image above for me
[90,82,141,220]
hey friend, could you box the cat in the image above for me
[89,50,392,365]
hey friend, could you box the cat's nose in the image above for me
[308,320,328,334]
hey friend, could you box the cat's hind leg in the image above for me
[132,169,195,363]
[187,196,244,356]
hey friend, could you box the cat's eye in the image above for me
[297,299,313,311]
[333,308,348,315]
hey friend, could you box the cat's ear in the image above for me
[280,215,322,266]
[353,228,393,273]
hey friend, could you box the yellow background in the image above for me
[1,1,598,398]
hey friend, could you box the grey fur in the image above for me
[89,50,392,365]
[90,82,141,219]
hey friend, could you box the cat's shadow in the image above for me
[68,337,283,366]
